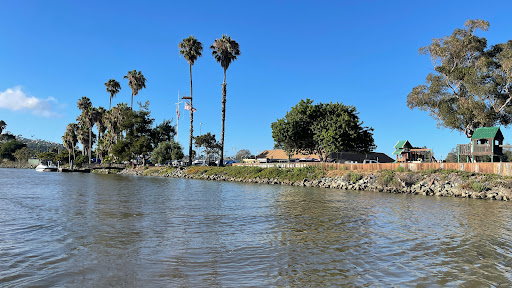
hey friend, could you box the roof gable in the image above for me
[394,140,413,149]
[471,127,503,140]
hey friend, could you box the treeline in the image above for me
[64,97,180,166]
[61,34,240,166]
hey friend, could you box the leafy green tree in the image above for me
[180,36,203,165]
[105,79,121,110]
[36,152,57,162]
[211,35,240,166]
[0,133,15,142]
[124,70,147,109]
[194,133,221,163]
[271,99,376,161]
[55,149,70,164]
[0,140,26,161]
[109,102,155,165]
[132,136,153,165]
[151,140,184,164]
[151,119,176,147]
[111,139,132,161]
[13,147,33,162]
[0,120,6,134]
[74,154,88,166]
[235,149,251,161]
[407,19,512,138]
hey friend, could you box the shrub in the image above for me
[397,173,421,187]
[459,181,487,192]
[395,166,407,172]
[377,170,395,186]
[471,182,487,192]
[343,171,363,183]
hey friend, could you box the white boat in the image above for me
[35,160,58,172]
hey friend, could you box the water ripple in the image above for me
[1,169,512,286]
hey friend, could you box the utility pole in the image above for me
[175,91,183,144]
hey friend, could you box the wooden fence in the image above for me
[234,162,512,176]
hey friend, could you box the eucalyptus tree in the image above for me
[0,120,6,134]
[179,35,203,165]
[210,35,240,166]
[124,70,147,109]
[407,19,512,138]
[105,79,121,110]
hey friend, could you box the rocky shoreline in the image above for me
[0,162,36,169]
[118,166,512,201]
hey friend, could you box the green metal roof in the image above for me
[394,140,412,149]
[392,148,404,155]
[471,127,502,140]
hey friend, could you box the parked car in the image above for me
[363,159,379,164]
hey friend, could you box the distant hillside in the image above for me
[16,136,65,153]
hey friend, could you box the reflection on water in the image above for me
[1,168,512,286]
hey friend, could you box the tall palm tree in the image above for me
[93,106,106,161]
[124,70,147,109]
[210,35,240,166]
[179,36,203,165]
[0,120,6,134]
[77,97,94,163]
[62,131,72,164]
[62,123,78,164]
[68,123,78,161]
[105,79,121,110]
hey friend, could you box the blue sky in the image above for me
[1,0,512,159]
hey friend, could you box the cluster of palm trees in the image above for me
[62,70,147,164]
[179,34,240,166]
[62,34,240,166]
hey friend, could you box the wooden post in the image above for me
[491,138,494,163]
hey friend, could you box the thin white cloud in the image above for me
[0,86,60,117]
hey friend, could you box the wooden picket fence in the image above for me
[234,162,512,176]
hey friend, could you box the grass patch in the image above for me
[343,171,363,183]
[395,166,408,172]
[184,165,325,182]
[460,181,487,192]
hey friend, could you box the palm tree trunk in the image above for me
[188,64,194,166]
[109,96,112,110]
[220,68,227,167]
[131,92,134,109]
[88,127,92,164]
[96,129,101,162]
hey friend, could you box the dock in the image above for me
[57,163,125,173]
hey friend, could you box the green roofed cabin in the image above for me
[457,127,504,163]
[393,140,434,163]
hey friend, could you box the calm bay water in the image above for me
[1,168,512,287]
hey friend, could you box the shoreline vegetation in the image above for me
[3,163,512,201]
[115,165,512,201]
